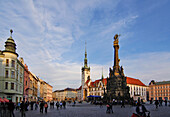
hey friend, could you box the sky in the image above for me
[0,0,170,91]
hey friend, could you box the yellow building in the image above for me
[29,72,38,101]
[0,30,24,103]
[46,83,53,101]
[53,88,77,101]
[149,80,170,101]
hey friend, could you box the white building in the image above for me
[0,30,24,103]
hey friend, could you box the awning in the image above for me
[3,98,9,102]
[87,95,101,98]
[0,97,5,102]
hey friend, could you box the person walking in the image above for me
[100,101,103,108]
[63,101,66,109]
[40,101,44,113]
[109,103,113,113]
[106,103,110,113]
[60,101,62,109]
[35,102,38,110]
[155,100,159,109]
[20,101,26,117]
[8,100,15,117]
[121,100,125,108]
[44,102,48,113]
[30,101,34,110]
[165,100,167,106]
[56,101,59,110]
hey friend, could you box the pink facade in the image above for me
[24,64,30,101]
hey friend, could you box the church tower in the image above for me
[81,42,90,100]
[107,34,130,101]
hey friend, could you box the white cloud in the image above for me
[121,52,170,85]
[1,0,169,91]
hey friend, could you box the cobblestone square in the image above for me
[13,103,170,117]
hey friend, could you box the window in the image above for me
[5,82,8,89]
[16,73,18,81]
[11,60,15,67]
[6,59,9,67]
[5,70,8,78]
[20,86,22,92]
[20,77,22,83]
[11,71,15,78]
[11,83,14,90]
[17,64,18,71]
[16,84,18,91]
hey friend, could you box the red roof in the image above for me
[89,78,107,87]
[77,86,82,90]
[85,79,90,85]
[126,77,146,86]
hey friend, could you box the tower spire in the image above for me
[101,67,104,79]
[10,29,13,38]
[84,41,88,68]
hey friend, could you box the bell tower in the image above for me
[81,42,90,100]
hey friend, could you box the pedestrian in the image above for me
[20,101,26,117]
[60,101,62,109]
[40,101,44,113]
[35,102,38,110]
[100,101,103,108]
[52,101,54,109]
[44,102,48,113]
[30,101,34,110]
[0,102,5,117]
[165,100,167,106]
[106,103,110,113]
[8,100,15,117]
[121,100,125,108]
[56,101,59,110]
[109,103,113,113]
[63,101,66,109]
[155,100,159,109]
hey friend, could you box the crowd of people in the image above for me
[0,99,170,117]
[0,100,67,117]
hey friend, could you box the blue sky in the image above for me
[0,0,170,90]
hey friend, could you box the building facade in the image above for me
[53,88,77,101]
[46,83,53,101]
[23,64,30,101]
[0,30,24,103]
[126,77,147,101]
[149,80,170,101]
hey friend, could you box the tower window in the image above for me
[11,60,15,67]
[11,71,15,78]
[6,59,9,67]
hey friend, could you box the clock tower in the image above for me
[81,42,90,100]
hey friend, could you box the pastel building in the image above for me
[53,88,77,101]
[148,80,170,101]
[0,30,24,103]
